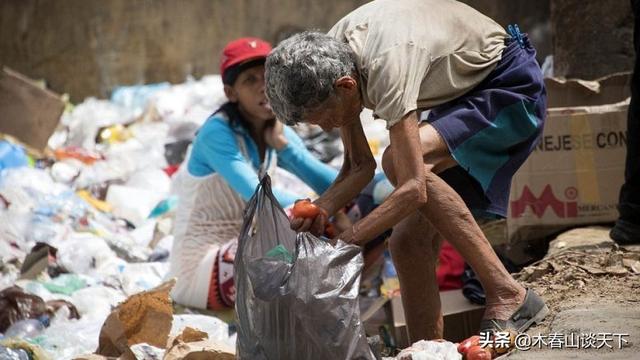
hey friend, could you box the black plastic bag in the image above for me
[235,175,374,360]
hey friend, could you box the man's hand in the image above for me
[337,226,357,245]
[264,119,288,150]
[289,199,329,236]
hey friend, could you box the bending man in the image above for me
[265,0,548,342]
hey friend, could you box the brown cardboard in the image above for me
[96,280,175,359]
[168,327,209,347]
[507,73,631,242]
[0,67,64,151]
[391,290,485,348]
[545,72,632,108]
[164,327,235,360]
[163,339,236,360]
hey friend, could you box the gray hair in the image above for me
[265,31,357,125]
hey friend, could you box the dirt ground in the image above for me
[514,231,640,334]
[505,227,640,359]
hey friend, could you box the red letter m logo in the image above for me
[511,185,578,219]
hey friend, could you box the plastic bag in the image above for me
[0,140,28,171]
[0,286,47,333]
[396,340,462,360]
[235,176,374,360]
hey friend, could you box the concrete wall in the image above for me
[0,0,576,102]
[551,0,634,79]
[0,0,369,102]
[460,0,552,63]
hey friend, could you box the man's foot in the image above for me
[482,285,526,321]
[479,289,548,334]
[610,219,640,245]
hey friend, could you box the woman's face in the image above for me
[226,64,274,123]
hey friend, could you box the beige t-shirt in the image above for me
[328,0,508,128]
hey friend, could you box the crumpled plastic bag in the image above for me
[0,286,80,335]
[0,286,48,333]
[396,340,462,360]
[235,175,374,360]
[0,339,50,360]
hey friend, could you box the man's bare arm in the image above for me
[314,119,376,215]
[339,111,428,245]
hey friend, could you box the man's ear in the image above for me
[224,84,238,102]
[335,76,358,91]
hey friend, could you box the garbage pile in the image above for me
[0,75,242,359]
[0,71,393,359]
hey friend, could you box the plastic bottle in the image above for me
[4,319,45,339]
[380,250,400,298]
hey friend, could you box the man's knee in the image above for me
[389,219,437,262]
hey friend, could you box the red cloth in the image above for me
[436,241,465,290]
[163,164,180,177]
[207,241,237,310]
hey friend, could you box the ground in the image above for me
[505,226,640,359]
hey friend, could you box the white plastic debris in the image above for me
[106,185,166,227]
[396,340,462,360]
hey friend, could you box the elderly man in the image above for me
[265,0,547,342]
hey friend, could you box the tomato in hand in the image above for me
[466,345,493,360]
[457,335,481,355]
[292,199,321,218]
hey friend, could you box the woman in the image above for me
[168,37,337,310]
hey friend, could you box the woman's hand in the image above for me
[264,118,288,150]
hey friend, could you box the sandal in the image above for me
[479,288,549,334]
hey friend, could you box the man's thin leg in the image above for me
[382,124,528,324]
[416,169,525,321]
[388,212,443,341]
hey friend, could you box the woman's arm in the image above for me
[276,126,338,194]
[190,118,300,207]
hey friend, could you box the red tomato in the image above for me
[292,199,320,218]
[457,335,481,355]
[466,345,492,360]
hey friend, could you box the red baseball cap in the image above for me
[220,37,272,78]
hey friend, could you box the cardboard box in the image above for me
[507,73,631,242]
[390,290,484,348]
[0,67,64,151]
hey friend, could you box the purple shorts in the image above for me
[425,36,547,218]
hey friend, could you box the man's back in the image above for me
[329,0,508,124]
